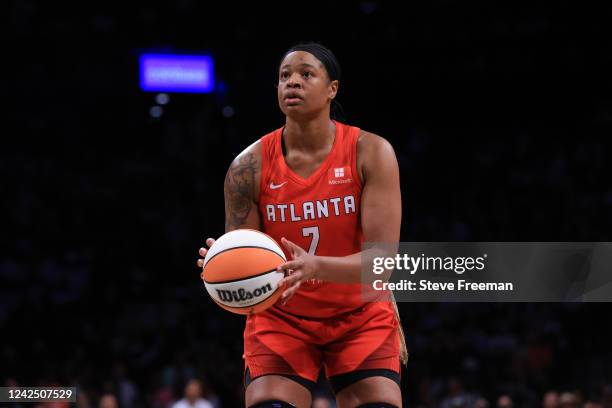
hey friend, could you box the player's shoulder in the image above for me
[354,129,398,183]
[239,138,263,158]
[226,134,272,199]
[230,126,280,166]
[356,129,396,159]
[229,139,262,170]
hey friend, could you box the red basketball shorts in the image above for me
[243,301,401,382]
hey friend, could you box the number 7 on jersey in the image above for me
[302,226,320,255]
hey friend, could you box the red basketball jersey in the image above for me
[258,120,368,318]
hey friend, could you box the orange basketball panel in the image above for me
[204,247,285,283]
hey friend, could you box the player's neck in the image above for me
[283,116,335,153]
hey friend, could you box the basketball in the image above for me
[201,229,286,315]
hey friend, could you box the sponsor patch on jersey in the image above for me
[328,166,352,185]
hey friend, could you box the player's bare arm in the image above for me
[197,142,262,267]
[277,131,401,298]
[224,142,262,232]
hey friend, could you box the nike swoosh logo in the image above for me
[269,181,288,190]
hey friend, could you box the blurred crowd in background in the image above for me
[3,0,612,407]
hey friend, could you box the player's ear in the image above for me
[328,80,338,101]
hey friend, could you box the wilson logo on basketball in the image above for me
[215,283,274,303]
[328,166,352,185]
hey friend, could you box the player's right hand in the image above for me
[197,238,216,269]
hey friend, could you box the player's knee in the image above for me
[245,372,313,408]
[334,371,402,408]
[248,400,296,408]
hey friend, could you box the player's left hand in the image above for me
[276,237,319,305]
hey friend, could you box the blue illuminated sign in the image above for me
[140,54,214,93]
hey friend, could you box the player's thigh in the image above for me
[245,374,312,408]
[335,376,402,408]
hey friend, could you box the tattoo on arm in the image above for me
[224,153,257,231]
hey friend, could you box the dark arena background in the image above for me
[3,1,612,407]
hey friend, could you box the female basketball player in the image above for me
[197,43,406,408]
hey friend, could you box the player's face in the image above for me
[278,51,338,119]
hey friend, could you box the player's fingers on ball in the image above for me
[288,271,304,286]
[277,260,297,272]
[286,271,303,285]
[199,247,208,257]
[197,259,203,268]
[206,238,216,247]
[278,275,294,288]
